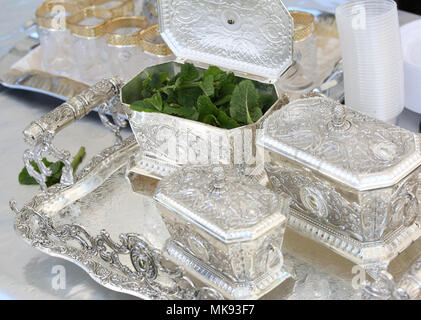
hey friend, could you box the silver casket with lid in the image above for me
[153,165,292,299]
[257,97,421,267]
[121,0,293,180]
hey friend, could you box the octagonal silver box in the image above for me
[153,165,292,299]
[257,96,421,268]
[121,0,294,180]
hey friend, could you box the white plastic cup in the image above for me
[336,0,404,123]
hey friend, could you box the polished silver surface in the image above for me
[121,60,285,179]
[9,133,421,299]
[154,165,291,299]
[11,135,224,300]
[259,97,421,191]
[10,75,421,300]
[158,0,293,81]
[258,96,421,268]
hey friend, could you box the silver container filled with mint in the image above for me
[121,0,293,182]
[153,165,292,299]
[257,96,421,268]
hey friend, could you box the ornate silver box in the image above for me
[257,96,421,268]
[121,0,293,180]
[153,165,292,299]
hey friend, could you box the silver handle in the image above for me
[22,77,127,190]
[363,260,421,300]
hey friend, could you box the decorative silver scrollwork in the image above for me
[97,95,128,145]
[22,130,70,190]
[363,264,421,300]
[22,78,126,191]
[9,199,224,300]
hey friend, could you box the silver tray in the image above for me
[0,12,344,102]
[10,79,421,299]
[10,134,421,300]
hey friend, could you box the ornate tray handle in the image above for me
[9,199,224,300]
[363,264,421,300]
[22,77,128,190]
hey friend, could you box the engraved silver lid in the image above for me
[157,0,294,80]
[154,165,289,243]
[257,97,421,191]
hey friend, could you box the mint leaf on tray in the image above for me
[19,146,86,187]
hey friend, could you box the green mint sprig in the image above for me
[18,146,86,187]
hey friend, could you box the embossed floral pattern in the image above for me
[160,0,293,79]
[155,165,285,233]
[260,97,421,191]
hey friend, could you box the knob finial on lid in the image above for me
[328,101,351,131]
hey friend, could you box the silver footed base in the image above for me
[165,240,293,300]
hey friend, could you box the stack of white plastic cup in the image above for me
[336,0,404,124]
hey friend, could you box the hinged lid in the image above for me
[157,0,294,81]
[154,165,288,243]
[257,97,421,191]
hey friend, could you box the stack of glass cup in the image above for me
[105,16,149,81]
[67,6,115,84]
[336,0,405,124]
[91,0,134,16]
[35,0,175,84]
[36,1,82,76]
[279,10,318,93]
[139,24,174,68]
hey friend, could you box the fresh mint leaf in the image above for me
[130,101,160,113]
[179,63,199,82]
[71,146,86,172]
[140,75,154,98]
[174,76,184,89]
[203,114,220,127]
[130,65,276,129]
[230,80,261,125]
[200,75,215,96]
[186,110,200,121]
[197,95,219,121]
[148,92,163,111]
[198,96,239,129]
[163,104,197,118]
[259,94,277,113]
[217,110,240,129]
[220,82,236,96]
[177,86,203,108]
[159,72,169,83]
[162,87,177,103]
[219,104,231,116]
[150,73,162,89]
[219,72,237,85]
[215,95,232,106]
[131,92,163,112]
[18,147,86,187]
[140,88,153,99]
[203,66,225,78]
